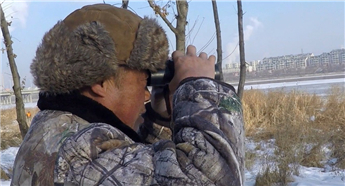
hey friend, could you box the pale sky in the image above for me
[1,0,344,88]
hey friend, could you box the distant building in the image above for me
[247,60,260,72]
[319,52,330,66]
[307,49,345,67]
[329,49,345,64]
[294,53,312,69]
[223,62,240,73]
[307,55,319,66]
[256,53,312,71]
[223,48,345,72]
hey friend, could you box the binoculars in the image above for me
[147,60,220,86]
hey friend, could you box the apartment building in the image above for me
[224,60,260,73]
[307,49,345,67]
[330,49,345,64]
[256,53,311,71]
[227,48,345,72]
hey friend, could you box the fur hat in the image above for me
[31,4,169,94]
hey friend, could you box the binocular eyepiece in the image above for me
[147,59,220,86]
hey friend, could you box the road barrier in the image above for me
[0,90,39,105]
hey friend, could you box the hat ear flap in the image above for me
[127,17,169,72]
[31,21,118,95]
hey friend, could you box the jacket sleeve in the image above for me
[54,78,245,186]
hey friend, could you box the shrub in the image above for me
[243,85,345,184]
[1,107,39,150]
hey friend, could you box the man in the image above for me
[11,4,244,186]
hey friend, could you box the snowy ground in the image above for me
[244,139,345,186]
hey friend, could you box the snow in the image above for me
[0,147,18,186]
[1,78,344,185]
[0,147,18,171]
[291,166,345,186]
[242,78,345,90]
[243,139,345,186]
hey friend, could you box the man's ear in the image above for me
[90,81,107,97]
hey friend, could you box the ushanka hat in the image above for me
[31,4,169,94]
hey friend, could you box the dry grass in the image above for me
[1,107,39,150]
[255,165,295,186]
[0,167,10,180]
[243,86,345,185]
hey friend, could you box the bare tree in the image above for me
[0,3,28,139]
[211,0,224,81]
[148,0,188,52]
[122,0,129,9]
[237,0,246,100]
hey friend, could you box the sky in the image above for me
[0,0,344,89]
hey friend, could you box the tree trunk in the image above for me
[237,0,246,100]
[211,0,224,82]
[122,0,129,9]
[175,0,188,52]
[0,4,29,139]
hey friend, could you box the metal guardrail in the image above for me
[0,90,40,105]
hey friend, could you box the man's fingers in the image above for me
[208,55,216,64]
[199,52,207,59]
[186,45,196,56]
[172,50,184,62]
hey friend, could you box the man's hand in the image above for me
[150,45,216,119]
[169,45,216,96]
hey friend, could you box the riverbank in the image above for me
[228,72,344,86]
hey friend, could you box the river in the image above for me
[235,77,345,97]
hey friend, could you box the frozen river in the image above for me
[238,77,345,97]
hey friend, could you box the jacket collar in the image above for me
[37,91,142,142]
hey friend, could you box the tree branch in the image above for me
[122,0,129,9]
[147,0,178,34]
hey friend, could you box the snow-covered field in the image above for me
[243,139,345,186]
[1,78,344,185]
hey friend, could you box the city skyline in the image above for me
[225,48,345,73]
[227,47,345,64]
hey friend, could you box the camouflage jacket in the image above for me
[11,78,244,186]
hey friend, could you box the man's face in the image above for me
[104,68,150,131]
